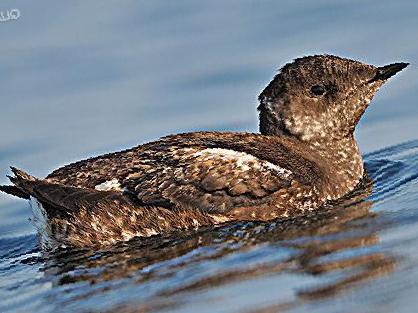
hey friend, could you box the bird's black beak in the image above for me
[370,62,409,82]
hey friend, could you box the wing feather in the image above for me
[44,132,323,213]
[125,147,293,213]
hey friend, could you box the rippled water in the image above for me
[2,141,418,313]
[1,1,418,312]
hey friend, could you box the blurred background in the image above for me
[1,1,418,313]
[1,1,417,182]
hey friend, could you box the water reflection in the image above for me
[33,176,395,312]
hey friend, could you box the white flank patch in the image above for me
[194,148,292,177]
[29,197,58,249]
[95,178,122,191]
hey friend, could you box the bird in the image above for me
[0,55,408,249]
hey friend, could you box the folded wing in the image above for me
[122,147,294,213]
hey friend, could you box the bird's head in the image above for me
[258,55,408,142]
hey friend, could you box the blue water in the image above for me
[1,1,418,312]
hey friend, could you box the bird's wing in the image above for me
[121,146,294,212]
[45,132,323,213]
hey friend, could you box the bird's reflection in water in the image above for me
[39,176,395,312]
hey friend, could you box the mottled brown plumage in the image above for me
[0,55,408,249]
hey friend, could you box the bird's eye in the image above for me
[310,84,326,96]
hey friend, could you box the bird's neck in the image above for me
[259,107,293,137]
[259,111,365,199]
[306,135,364,200]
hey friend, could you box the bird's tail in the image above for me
[0,167,38,199]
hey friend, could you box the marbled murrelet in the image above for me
[0,55,408,249]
